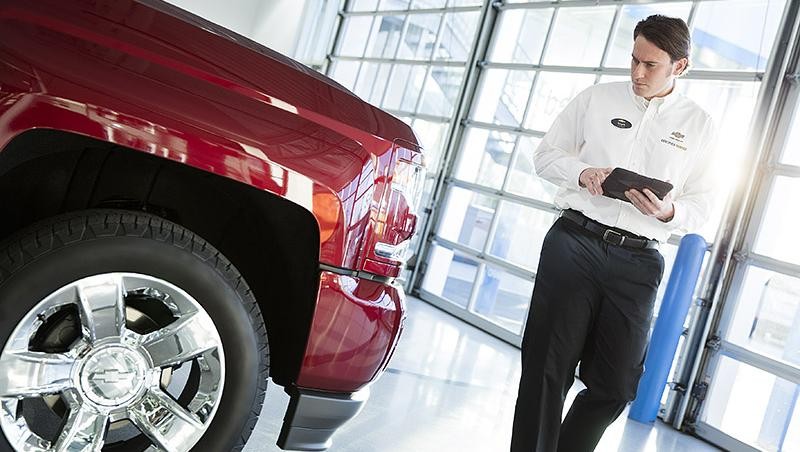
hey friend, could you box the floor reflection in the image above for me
[245,296,721,451]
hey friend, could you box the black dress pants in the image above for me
[510,217,664,452]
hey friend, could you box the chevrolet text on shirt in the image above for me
[533,81,717,242]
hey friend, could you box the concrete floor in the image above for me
[244,296,722,451]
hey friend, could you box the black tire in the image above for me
[0,210,269,452]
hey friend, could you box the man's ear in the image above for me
[673,57,689,76]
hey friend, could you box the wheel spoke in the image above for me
[52,404,108,452]
[128,388,206,452]
[76,274,126,342]
[0,351,75,398]
[140,312,219,368]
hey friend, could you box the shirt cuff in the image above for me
[668,200,686,229]
[570,161,592,190]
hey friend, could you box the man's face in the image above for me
[630,35,687,100]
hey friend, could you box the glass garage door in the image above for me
[326,0,485,284]
[692,27,800,450]
[416,0,784,346]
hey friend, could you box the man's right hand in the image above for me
[579,167,612,196]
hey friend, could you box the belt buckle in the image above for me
[602,229,626,246]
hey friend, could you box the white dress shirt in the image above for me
[534,81,716,242]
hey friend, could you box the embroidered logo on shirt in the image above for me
[660,131,688,151]
[611,118,632,129]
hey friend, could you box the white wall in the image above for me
[251,0,308,57]
[165,0,339,68]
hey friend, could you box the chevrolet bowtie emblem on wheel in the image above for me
[90,368,136,384]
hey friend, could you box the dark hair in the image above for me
[633,15,691,62]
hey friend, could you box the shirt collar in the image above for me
[628,81,681,112]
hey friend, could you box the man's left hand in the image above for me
[626,188,674,222]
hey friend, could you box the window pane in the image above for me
[754,177,800,266]
[454,128,516,189]
[488,202,556,271]
[397,14,442,60]
[330,61,361,91]
[488,9,553,64]
[435,12,480,62]
[678,79,762,240]
[383,64,411,110]
[703,356,799,451]
[416,176,436,245]
[349,0,380,11]
[411,118,449,173]
[726,267,800,366]
[422,244,479,308]
[365,15,406,59]
[542,6,616,67]
[506,136,559,202]
[410,0,445,8]
[396,66,425,112]
[382,0,411,8]
[369,63,393,105]
[524,72,595,132]
[781,99,800,166]
[473,266,534,334]
[786,406,800,452]
[436,186,498,250]
[472,69,534,127]
[339,17,374,56]
[418,66,464,117]
[353,62,380,99]
[449,0,483,6]
[605,3,692,68]
[692,0,785,71]
[422,174,435,204]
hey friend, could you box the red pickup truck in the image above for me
[0,1,423,451]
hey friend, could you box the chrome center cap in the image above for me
[79,345,148,407]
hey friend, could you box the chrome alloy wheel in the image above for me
[0,273,225,451]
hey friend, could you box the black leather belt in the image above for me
[560,209,659,250]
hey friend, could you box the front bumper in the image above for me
[277,386,369,451]
[276,270,405,450]
[296,270,406,391]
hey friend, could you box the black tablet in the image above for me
[600,167,673,203]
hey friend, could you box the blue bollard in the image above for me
[629,233,707,423]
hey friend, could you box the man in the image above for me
[511,15,716,452]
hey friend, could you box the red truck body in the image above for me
[0,0,422,450]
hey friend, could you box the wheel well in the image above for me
[0,129,320,386]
